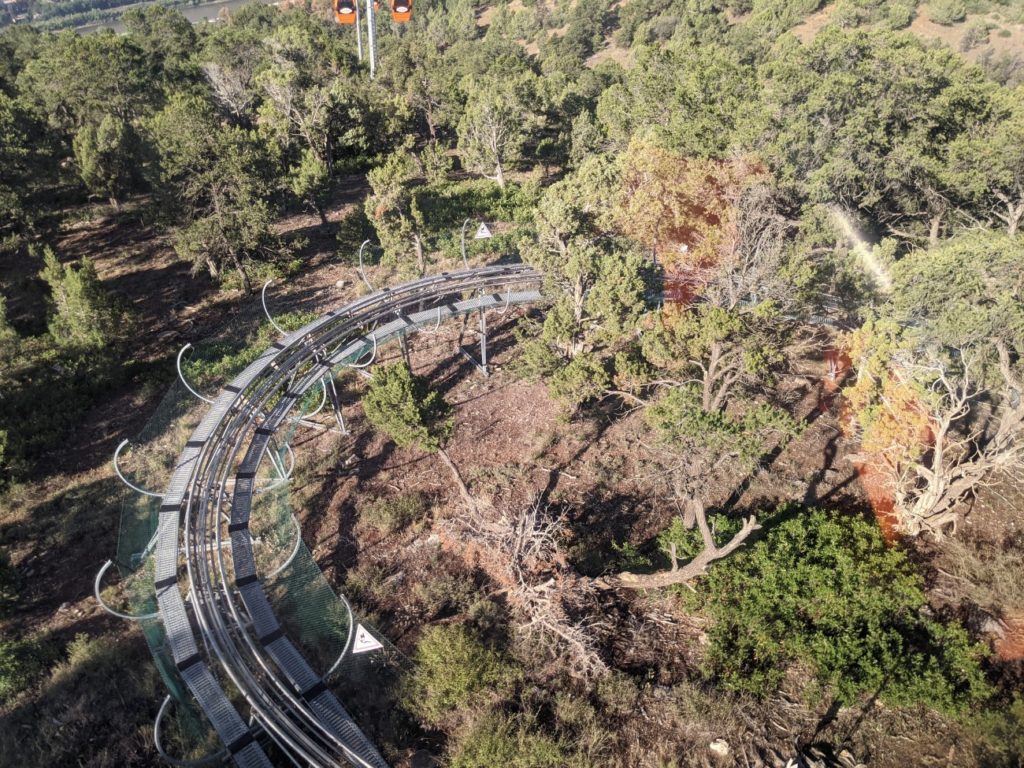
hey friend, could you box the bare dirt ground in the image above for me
[792,0,1024,69]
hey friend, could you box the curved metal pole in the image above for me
[324,592,358,678]
[261,280,286,336]
[154,695,229,767]
[113,439,163,498]
[266,514,303,581]
[176,344,214,405]
[94,560,160,621]
[357,240,375,293]
[495,286,513,316]
[306,379,329,419]
[346,333,377,369]
[419,306,443,335]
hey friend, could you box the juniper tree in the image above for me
[845,232,1024,536]
[148,93,283,293]
[364,147,428,276]
[362,363,476,511]
[457,75,539,189]
[39,248,125,349]
[72,115,135,209]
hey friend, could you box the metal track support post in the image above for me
[399,330,412,368]
[457,308,489,377]
[324,376,348,435]
[478,307,488,373]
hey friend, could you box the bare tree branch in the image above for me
[595,499,759,591]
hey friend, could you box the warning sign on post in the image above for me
[351,624,384,655]
[474,222,493,240]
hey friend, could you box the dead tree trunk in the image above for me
[596,500,759,590]
[231,254,252,294]
[437,446,477,514]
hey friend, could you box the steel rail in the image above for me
[155,266,542,767]
[185,274,540,765]
[208,272,543,765]
[216,288,544,765]
[195,273,539,766]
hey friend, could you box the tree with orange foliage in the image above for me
[615,139,764,276]
[845,319,1024,537]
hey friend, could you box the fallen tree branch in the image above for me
[595,499,759,590]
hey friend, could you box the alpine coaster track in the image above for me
[150,264,543,767]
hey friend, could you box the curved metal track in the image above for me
[154,265,543,766]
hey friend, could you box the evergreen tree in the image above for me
[364,146,428,275]
[363,363,475,510]
[39,248,124,349]
[149,93,282,293]
[457,76,539,189]
[72,114,135,208]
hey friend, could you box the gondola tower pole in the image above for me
[365,0,377,79]
[355,0,364,62]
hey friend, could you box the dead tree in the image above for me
[448,499,608,678]
[595,499,759,591]
[890,347,1024,537]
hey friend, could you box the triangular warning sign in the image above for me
[474,222,493,240]
[351,624,383,655]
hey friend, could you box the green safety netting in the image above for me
[103,294,409,757]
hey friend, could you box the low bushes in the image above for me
[0,634,55,705]
[689,507,991,712]
[403,624,520,726]
[360,492,430,535]
[449,713,568,768]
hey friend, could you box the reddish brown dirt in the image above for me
[852,458,900,543]
[995,611,1024,661]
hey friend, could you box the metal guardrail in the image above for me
[152,265,543,767]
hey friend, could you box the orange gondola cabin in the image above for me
[390,0,411,22]
[333,0,356,24]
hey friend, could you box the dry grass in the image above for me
[934,534,1024,615]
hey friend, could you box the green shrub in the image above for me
[548,352,609,409]
[39,247,128,349]
[834,0,916,28]
[360,492,429,535]
[646,385,799,467]
[961,18,992,49]
[0,634,55,704]
[609,540,652,572]
[697,507,992,712]
[510,328,561,382]
[218,258,284,294]
[450,713,567,768]
[972,695,1024,766]
[363,363,451,451]
[403,625,520,725]
[928,0,967,24]
[410,569,477,618]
